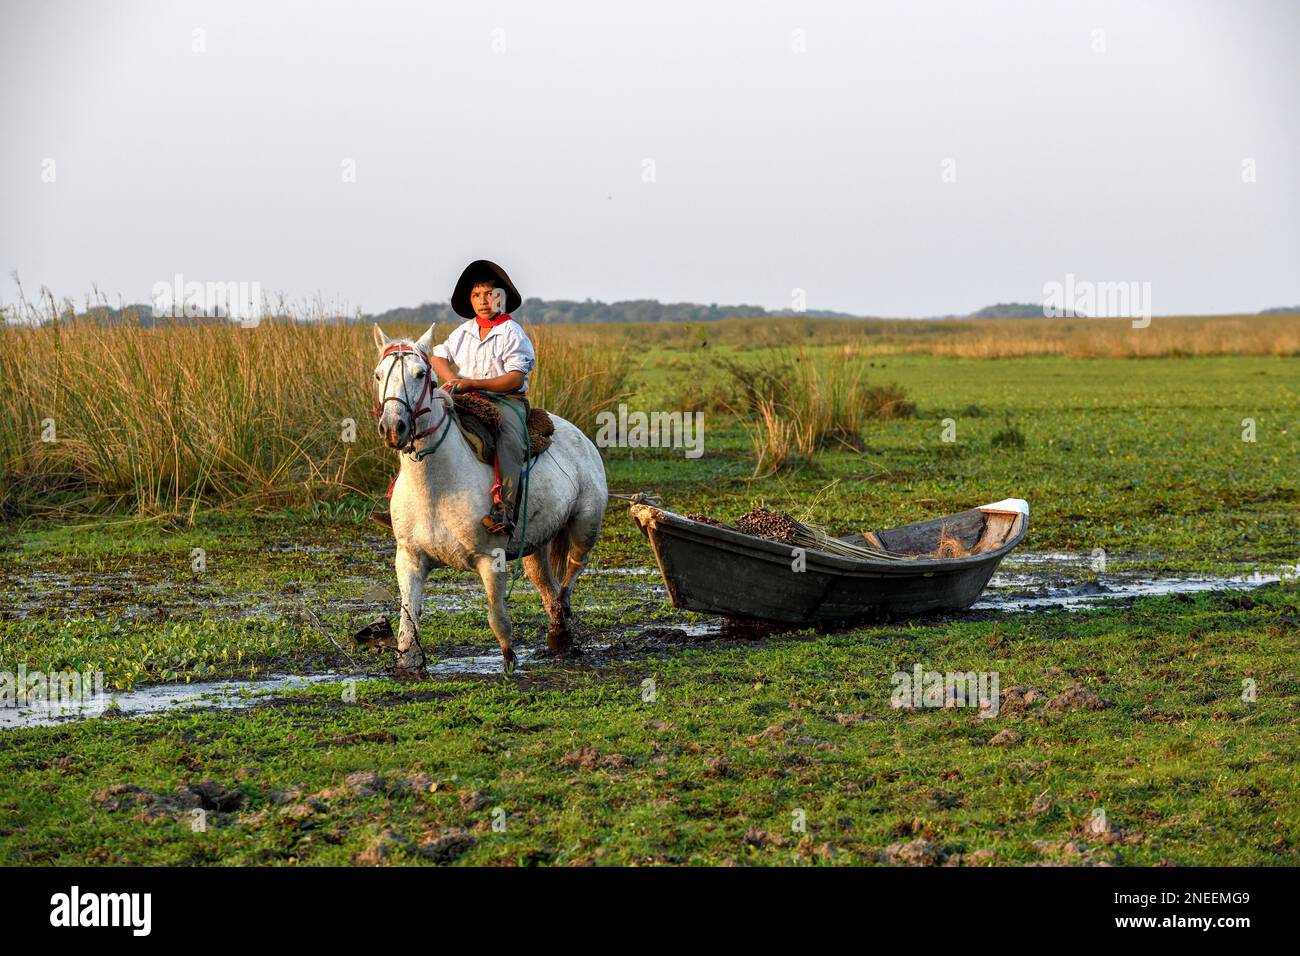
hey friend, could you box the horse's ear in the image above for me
[373,324,390,352]
[416,324,435,354]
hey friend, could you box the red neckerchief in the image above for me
[474,311,512,331]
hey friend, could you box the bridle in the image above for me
[370,342,453,461]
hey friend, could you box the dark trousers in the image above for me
[490,393,530,512]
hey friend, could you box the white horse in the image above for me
[371,325,607,677]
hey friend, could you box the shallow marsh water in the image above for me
[2,549,1292,728]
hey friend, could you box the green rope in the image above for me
[410,413,453,462]
[484,393,531,598]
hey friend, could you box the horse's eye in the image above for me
[374,372,381,380]
[415,370,425,379]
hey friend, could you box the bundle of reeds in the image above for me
[735,507,906,561]
[683,512,726,527]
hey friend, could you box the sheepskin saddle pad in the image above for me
[451,391,555,466]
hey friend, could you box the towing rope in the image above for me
[608,491,664,506]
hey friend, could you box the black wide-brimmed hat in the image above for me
[450,259,522,319]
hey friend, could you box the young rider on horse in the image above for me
[427,260,535,536]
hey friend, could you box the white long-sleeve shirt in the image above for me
[431,318,536,394]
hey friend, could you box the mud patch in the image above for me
[92,779,247,821]
[418,831,477,864]
[878,838,949,866]
[1044,684,1113,713]
[560,746,633,771]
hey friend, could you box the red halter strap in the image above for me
[371,343,448,449]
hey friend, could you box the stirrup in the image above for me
[481,508,515,537]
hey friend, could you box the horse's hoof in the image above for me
[392,652,426,682]
[542,638,582,659]
[502,649,517,675]
[546,624,581,656]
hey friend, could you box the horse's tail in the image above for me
[548,525,571,582]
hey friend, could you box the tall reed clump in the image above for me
[0,317,630,518]
[722,346,913,476]
[0,318,389,517]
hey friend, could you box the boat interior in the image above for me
[842,503,1027,560]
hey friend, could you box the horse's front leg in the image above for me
[394,547,429,679]
[474,554,516,674]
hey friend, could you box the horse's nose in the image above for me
[396,420,407,435]
[377,414,401,447]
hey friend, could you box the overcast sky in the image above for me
[2,0,1297,317]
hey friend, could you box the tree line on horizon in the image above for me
[6,298,1296,327]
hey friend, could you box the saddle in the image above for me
[451,391,556,466]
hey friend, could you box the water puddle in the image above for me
[1,641,633,729]
[2,659,511,729]
[680,622,722,637]
[1,673,350,729]
[976,557,1297,612]
[426,650,530,676]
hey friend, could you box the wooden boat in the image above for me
[630,499,1028,624]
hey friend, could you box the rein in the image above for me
[371,343,453,461]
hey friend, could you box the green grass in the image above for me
[0,352,1296,865]
[620,352,1298,566]
[1,586,1296,865]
